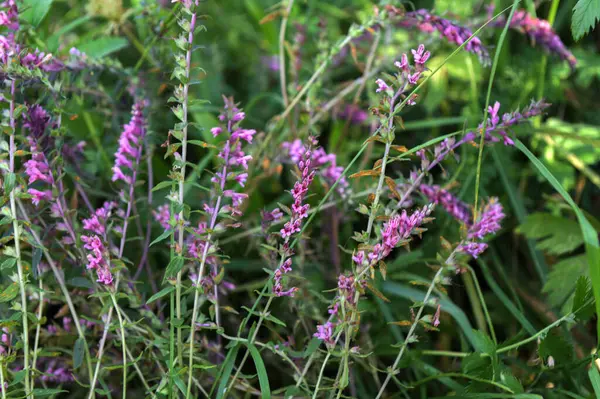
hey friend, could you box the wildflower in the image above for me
[314,322,334,345]
[0,0,18,31]
[280,149,316,239]
[394,53,409,71]
[459,242,488,259]
[468,198,504,240]
[419,184,471,225]
[433,304,441,327]
[375,78,390,93]
[282,139,350,199]
[493,8,576,69]
[411,44,431,66]
[24,144,53,185]
[394,9,490,65]
[28,189,52,207]
[112,102,146,184]
[81,235,113,285]
[23,105,50,141]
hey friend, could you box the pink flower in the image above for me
[112,102,146,184]
[28,189,52,207]
[375,78,390,93]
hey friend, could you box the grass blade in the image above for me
[246,343,271,399]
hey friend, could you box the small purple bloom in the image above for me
[375,78,390,93]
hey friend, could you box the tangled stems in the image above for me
[7,79,30,395]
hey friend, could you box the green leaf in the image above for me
[150,228,172,247]
[79,37,129,59]
[500,370,524,394]
[146,286,175,305]
[542,254,588,309]
[517,213,584,255]
[68,277,94,289]
[572,276,595,320]
[539,329,574,365]
[589,366,600,398]
[246,343,271,399]
[21,0,53,27]
[214,344,240,399]
[516,139,600,346]
[572,0,600,41]
[303,337,321,358]
[164,256,184,280]
[152,180,174,192]
[0,283,19,303]
[0,258,16,271]
[73,337,85,369]
[471,329,496,355]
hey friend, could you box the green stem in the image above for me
[30,275,44,391]
[110,292,128,399]
[0,364,5,399]
[8,79,30,395]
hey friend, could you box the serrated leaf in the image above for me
[573,276,595,320]
[517,213,584,255]
[572,0,600,41]
[470,329,496,355]
[500,370,524,393]
[539,329,574,365]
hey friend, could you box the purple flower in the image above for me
[0,1,18,31]
[419,184,471,225]
[395,9,490,65]
[112,102,146,184]
[394,54,409,71]
[459,242,488,259]
[468,198,504,240]
[211,127,222,137]
[23,105,50,140]
[81,235,113,285]
[375,79,390,93]
[478,100,550,146]
[282,139,350,199]
[314,322,334,345]
[411,44,431,65]
[28,189,52,207]
[24,144,53,185]
[493,9,576,69]
[280,148,316,239]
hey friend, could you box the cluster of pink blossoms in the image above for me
[282,139,349,199]
[81,202,117,285]
[419,184,471,226]
[353,205,434,270]
[459,198,505,259]
[376,44,431,105]
[492,8,576,69]
[112,102,146,184]
[393,8,490,65]
[273,142,317,297]
[25,141,54,207]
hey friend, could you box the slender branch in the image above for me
[8,79,30,395]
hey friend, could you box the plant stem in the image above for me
[279,0,294,108]
[0,363,5,399]
[461,271,489,335]
[110,292,128,399]
[466,266,496,343]
[8,79,30,395]
[175,6,198,369]
[31,274,44,391]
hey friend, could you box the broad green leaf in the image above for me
[21,0,53,27]
[589,366,600,398]
[163,256,184,280]
[79,37,128,59]
[246,343,271,399]
[150,228,172,247]
[572,0,600,41]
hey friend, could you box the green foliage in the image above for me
[572,0,600,41]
